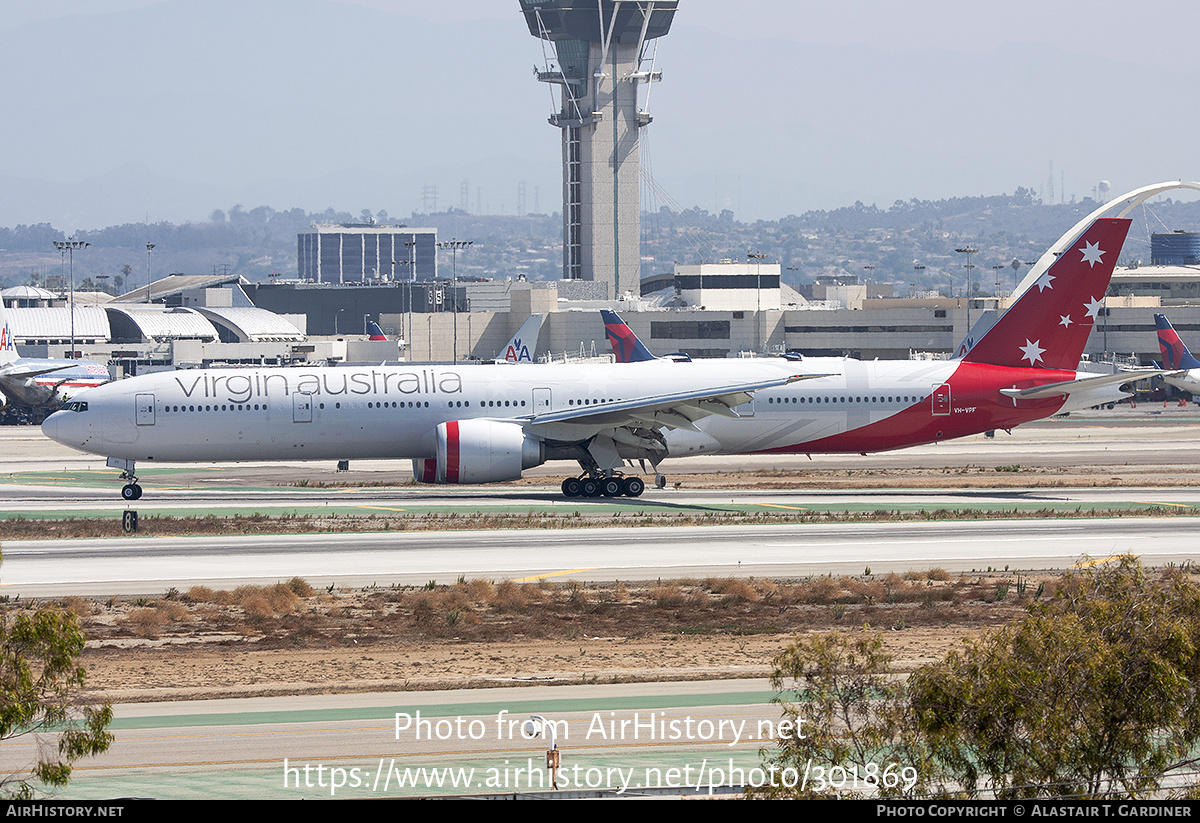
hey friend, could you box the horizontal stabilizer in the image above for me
[999,369,1163,400]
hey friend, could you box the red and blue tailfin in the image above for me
[367,321,387,341]
[601,310,657,363]
[1156,314,1200,370]
[963,217,1130,370]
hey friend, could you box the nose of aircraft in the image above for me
[41,408,81,448]
[40,411,59,441]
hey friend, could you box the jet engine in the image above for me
[411,420,544,484]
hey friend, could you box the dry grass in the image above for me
[52,570,1056,657]
[53,564,1184,699]
[1,502,1197,541]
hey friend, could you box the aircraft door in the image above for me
[135,393,155,426]
[293,392,313,423]
[532,387,552,414]
[931,383,951,416]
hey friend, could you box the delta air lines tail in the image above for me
[601,310,656,363]
[1156,314,1200,394]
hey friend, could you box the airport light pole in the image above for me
[52,238,89,359]
[913,264,926,295]
[405,238,419,357]
[955,246,978,332]
[748,249,767,352]
[145,243,155,304]
[392,255,415,360]
[437,239,472,361]
[992,264,1006,295]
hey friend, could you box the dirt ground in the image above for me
[65,572,1036,703]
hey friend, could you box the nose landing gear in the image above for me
[109,457,143,500]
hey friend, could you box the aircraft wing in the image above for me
[0,363,74,381]
[999,370,1165,400]
[528,373,829,433]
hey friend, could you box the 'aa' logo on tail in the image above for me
[505,338,532,363]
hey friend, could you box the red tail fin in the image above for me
[964,217,1129,370]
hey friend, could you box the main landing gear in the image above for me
[561,473,646,498]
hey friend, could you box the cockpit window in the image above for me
[64,401,88,412]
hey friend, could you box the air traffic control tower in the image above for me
[520,1,677,298]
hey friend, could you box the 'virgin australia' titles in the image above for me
[173,368,463,404]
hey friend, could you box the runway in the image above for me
[3,411,1200,595]
[3,515,1198,597]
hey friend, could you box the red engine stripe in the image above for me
[421,459,437,484]
[445,420,461,483]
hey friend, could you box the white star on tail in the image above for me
[1084,296,1104,319]
[1059,314,1073,328]
[1035,272,1055,292]
[1020,339,1046,365]
[1079,241,1105,268]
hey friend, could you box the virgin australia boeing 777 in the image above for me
[41,183,1190,500]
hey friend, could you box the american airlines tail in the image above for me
[0,300,18,367]
[495,314,543,363]
[1156,314,1200,370]
[963,217,1130,370]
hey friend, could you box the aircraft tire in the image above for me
[622,477,645,497]
[561,477,582,497]
[122,484,142,501]
[601,478,623,497]
[580,478,602,498]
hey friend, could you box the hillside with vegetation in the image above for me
[3,192,1199,299]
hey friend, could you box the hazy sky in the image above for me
[2,0,1196,228]
[11,0,1193,66]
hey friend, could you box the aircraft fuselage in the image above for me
[42,356,1086,467]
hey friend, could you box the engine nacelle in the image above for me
[412,420,544,484]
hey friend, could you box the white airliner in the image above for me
[0,301,110,413]
[42,183,1189,501]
